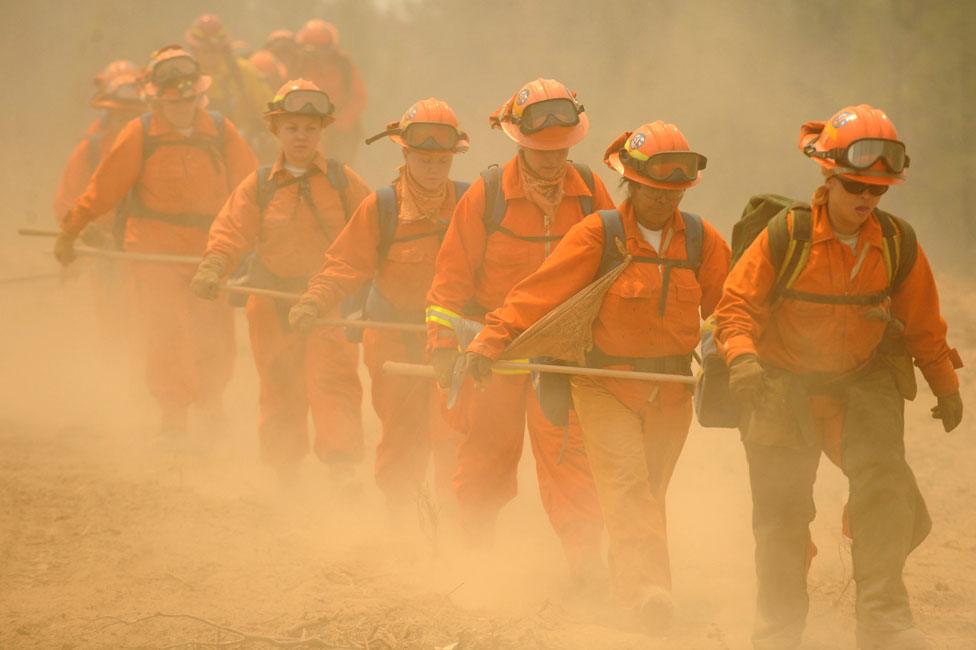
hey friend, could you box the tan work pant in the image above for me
[571,375,692,607]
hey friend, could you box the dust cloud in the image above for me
[0,1,974,649]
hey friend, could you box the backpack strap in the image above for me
[768,206,813,301]
[375,185,400,258]
[597,209,626,277]
[571,162,595,216]
[139,112,156,160]
[325,159,351,220]
[255,165,275,214]
[876,210,918,293]
[453,180,470,200]
[480,164,506,233]
[207,110,226,146]
[679,211,704,274]
[86,132,104,171]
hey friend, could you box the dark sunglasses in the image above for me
[837,177,888,196]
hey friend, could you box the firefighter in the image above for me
[425,78,612,581]
[295,19,367,164]
[464,121,731,629]
[190,80,370,486]
[54,45,258,438]
[288,98,469,514]
[715,104,964,649]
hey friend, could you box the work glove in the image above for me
[189,254,227,300]
[932,391,964,433]
[53,231,77,266]
[728,354,765,410]
[430,347,460,389]
[464,351,494,390]
[288,300,320,333]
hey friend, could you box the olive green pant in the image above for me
[743,368,930,649]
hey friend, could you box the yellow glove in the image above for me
[53,231,77,266]
[288,300,320,333]
[932,392,964,433]
[189,254,227,300]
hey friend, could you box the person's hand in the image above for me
[53,231,77,266]
[728,354,764,410]
[189,254,227,300]
[932,392,963,433]
[288,300,320,333]
[78,224,114,249]
[464,352,494,389]
[430,348,459,389]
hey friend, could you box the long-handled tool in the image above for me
[383,360,697,384]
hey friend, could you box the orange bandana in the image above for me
[517,151,566,216]
[396,165,448,223]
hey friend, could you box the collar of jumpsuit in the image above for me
[396,164,449,223]
[269,150,330,179]
[149,107,214,138]
[809,192,886,253]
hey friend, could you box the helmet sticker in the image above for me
[516,88,530,106]
[629,133,645,150]
[405,106,418,121]
[831,111,858,129]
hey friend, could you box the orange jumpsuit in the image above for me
[299,51,366,163]
[63,108,257,422]
[469,200,730,604]
[204,152,370,467]
[715,202,960,643]
[426,155,613,567]
[301,180,466,504]
[54,115,129,343]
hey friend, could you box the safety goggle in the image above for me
[620,150,707,184]
[807,138,909,174]
[512,98,582,134]
[836,177,889,197]
[151,55,200,86]
[400,123,463,150]
[267,89,334,116]
[109,82,142,102]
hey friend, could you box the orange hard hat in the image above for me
[186,14,230,50]
[266,29,295,46]
[143,45,211,101]
[250,50,287,87]
[264,79,335,130]
[489,78,589,151]
[296,19,339,48]
[800,104,908,186]
[93,59,140,93]
[366,97,469,153]
[604,121,707,190]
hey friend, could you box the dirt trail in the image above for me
[0,268,974,649]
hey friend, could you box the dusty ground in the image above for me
[0,255,974,649]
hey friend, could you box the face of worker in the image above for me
[629,182,685,230]
[520,147,569,180]
[159,95,201,130]
[825,176,883,235]
[274,114,324,167]
[403,149,454,191]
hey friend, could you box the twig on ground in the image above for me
[94,612,363,649]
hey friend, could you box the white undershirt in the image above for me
[637,223,664,252]
[837,232,859,253]
[284,164,308,177]
[176,127,193,138]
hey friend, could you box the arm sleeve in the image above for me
[891,244,960,396]
[341,165,372,214]
[53,140,94,223]
[62,120,144,235]
[204,172,262,273]
[302,194,381,311]
[468,216,605,360]
[714,229,777,362]
[698,220,732,319]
